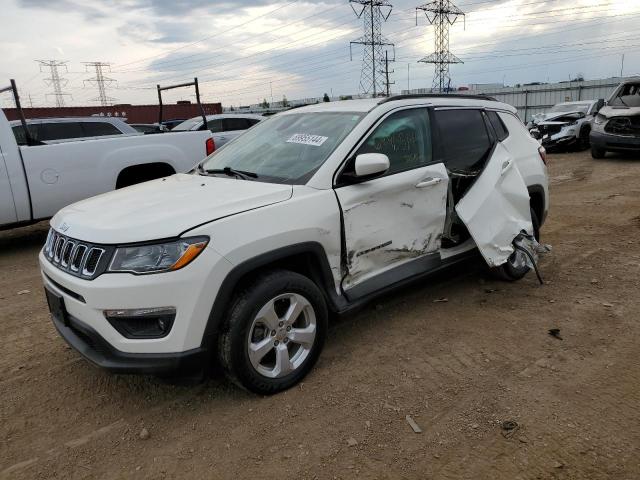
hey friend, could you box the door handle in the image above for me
[415,177,442,188]
[501,159,513,175]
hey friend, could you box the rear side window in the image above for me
[486,111,509,141]
[435,109,492,172]
[39,122,84,141]
[12,124,41,145]
[223,117,250,131]
[356,108,432,176]
[207,119,223,133]
[82,122,121,137]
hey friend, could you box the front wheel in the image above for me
[218,270,328,394]
[591,145,606,159]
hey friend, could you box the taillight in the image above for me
[538,146,547,165]
[206,137,215,156]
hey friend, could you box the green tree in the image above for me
[261,98,270,108]
[323,93,330,102]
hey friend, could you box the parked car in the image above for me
[590,78,640,158]
[528,99,604,150]
[40,95,549,394]
[161,119,188,130]
[130,123,168,134]
[10,116,141,145]
[0,108,214,230]
[173,113,263,148]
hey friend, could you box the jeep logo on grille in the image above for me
[59,222,70,232]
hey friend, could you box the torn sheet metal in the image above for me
[455,143,533,268]
[510,233,552,270]
[337,163,449,289]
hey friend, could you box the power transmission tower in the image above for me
[416,0,465,92]
[383,50,394,96]
[83,62,117,106]
[350,0,394,96]
[36,60,71,107]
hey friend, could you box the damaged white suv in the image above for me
[40,95,549,394]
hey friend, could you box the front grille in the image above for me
[605,116,640,136]
[44,229,112,280]
[539,124,563,136]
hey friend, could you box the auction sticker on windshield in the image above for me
[286,133,328,147]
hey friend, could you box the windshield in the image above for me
[550,103,590,113]
[172,117,203,131]
[200,112,364,184]
[609,83,640,107]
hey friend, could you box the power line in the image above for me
[416,0,465,92]
[83,62,117,106]
[36,60,71,107]
[350,0,394,96]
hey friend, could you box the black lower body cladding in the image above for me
[590,130,640,154]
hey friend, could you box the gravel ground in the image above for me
[1,149,639,479]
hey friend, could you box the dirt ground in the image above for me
[1,149,640,480]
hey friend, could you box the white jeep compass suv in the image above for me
[40,95,549,394]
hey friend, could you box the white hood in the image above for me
[51,173,293,244]
[532,110,584,124]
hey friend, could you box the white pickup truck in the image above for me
[0,105,214,230]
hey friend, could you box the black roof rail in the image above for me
[378,93,498,104]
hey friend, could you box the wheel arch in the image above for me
[201,242,344,347]
[527,185,546,227]
[116,162,176,189]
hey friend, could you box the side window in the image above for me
[207,119,223,133]
[223,117,250,131]
[82,122,122,137]
[355,108,431,176]
[486,111,509,141]
[434,109,492,172]
[39,122,84,141]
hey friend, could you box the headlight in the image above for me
[594,114,607,125]
[108,236,208,274]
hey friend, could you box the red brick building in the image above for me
[2,102,222,124]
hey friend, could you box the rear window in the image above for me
[435,109,492,172]
[486,111,509,141]
[39,122,84,141]
[223,117,250,131]
[82,122,121,136]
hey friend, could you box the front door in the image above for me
[335,107,449,295]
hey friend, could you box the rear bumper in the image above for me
[590,130,640,152]
[51,310,206,375]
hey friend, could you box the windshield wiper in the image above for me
[204,166,258,180]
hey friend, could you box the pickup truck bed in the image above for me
[0,108,213,229]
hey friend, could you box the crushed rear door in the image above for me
[455,142,532,267]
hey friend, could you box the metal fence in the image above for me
[402,76,639,122]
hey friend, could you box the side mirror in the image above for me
[354,153,390,177]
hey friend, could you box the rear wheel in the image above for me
[218,270,328,395]
[493,208,539,281]
[591,145,606,159]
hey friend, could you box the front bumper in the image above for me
[40,243,234,372]
[50,307,205,374]
[541,132,578,150]
[590,130,640,152]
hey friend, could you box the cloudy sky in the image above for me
[1,0,639,108]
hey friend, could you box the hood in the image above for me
[532,111,584,124]
[598,105,640,119]
[51,173,293,244]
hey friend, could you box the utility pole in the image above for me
[621,53,625,77]
[407,63,410,91]
[382,50,394,96]
[416,0,465,93]
[83,62,116,106]
[36,60,70,107]
[350,0,394,97]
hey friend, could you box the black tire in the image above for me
[578,125,591,150]
[591,145,606,159]
[493,208,540,281]
[218,269,328,395]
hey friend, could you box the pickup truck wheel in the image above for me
[591,146,606,159]
[218,270,328,395]
[493,208,540,281]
